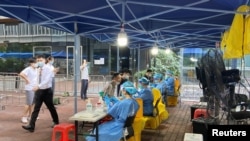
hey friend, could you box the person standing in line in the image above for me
[102,72,121,108]
[116,68,131,97]
[22,54,59,132]
[80,59,89,100]
[46,56,59,96]
[144,69,153,83]
[19,57,38,124]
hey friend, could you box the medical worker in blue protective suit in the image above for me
[153,73,168,104]
[135,77,154,116]
[85,81,139,141]
[165,70,175,96]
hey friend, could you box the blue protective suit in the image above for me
[85,98,139,141]
[103,95,119,109]
[165,77,175,95]
[136,87,153,116]
[155,81,167,96]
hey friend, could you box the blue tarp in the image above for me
[183,48,203,54]
[52,50,74,59]
[0,51,74,59]
[0,51,106,59]
[0,0,248,48]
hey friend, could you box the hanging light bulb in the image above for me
[151,43,158,55]
[165,48,171,54]
[117,24,128,47]
[190,57,198,62]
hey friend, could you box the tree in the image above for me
[134,49,181,80]
[151,49,180,76]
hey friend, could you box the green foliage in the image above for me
[134,49,180,79]
[6,43,33,52]
[0,44,7,52]
[151,49,180,76]
[0,58,25,72]
[134,69,147,80]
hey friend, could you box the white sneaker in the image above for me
[21,117,28,123]
[26,116,39,120]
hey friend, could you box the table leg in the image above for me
[95,122,99,141]
[75,121,78,141]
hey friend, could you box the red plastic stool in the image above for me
[193,109,208,119]
[51,123,75,141]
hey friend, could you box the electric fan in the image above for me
[195,48,241,122]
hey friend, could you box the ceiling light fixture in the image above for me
[117,23,128,47]
[190,57,198,62]
[165,48,171,54]
[151,43,158,55]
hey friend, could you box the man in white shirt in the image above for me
[22,55,59,132]
[46,56,59,96]
[80,59,89,100]
[19,57,38,123]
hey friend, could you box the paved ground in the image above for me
[0,94,200,141]
[0,96,95,141]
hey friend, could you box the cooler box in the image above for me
[190,102,207,120]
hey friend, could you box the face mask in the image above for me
[49,61,54,65]
[38,62,45,67]
[122,93,126,99]
[123,74,129,80]
[33,63,38,68]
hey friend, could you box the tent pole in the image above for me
[73,22,81,114]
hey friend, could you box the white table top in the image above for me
[184,133,203,141]
[69,109,107,122]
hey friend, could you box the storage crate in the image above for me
[167,96,178,106]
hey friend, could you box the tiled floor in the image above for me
[0,96,197,141]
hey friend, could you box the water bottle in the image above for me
[86,99,93,112]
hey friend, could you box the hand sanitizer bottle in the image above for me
[86,99,93,112]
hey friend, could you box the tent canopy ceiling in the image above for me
[0,0,249,49]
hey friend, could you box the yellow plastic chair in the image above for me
[143,97,161,129]
[152,88,169,122]
[143,88,169,129]
[126,98,146,141]
[174,77,181,96]
[174,77,182,107]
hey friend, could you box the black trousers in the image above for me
[29,88,59,128]
[80,79,88,99]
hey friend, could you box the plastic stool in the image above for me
[51,123,75,141]
[193,109,208,119]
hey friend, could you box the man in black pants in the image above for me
[22,55,59,132]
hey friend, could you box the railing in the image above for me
[1,72,249,108]
[0,73,110,107]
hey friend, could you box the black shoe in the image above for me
[22,125,34,132]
